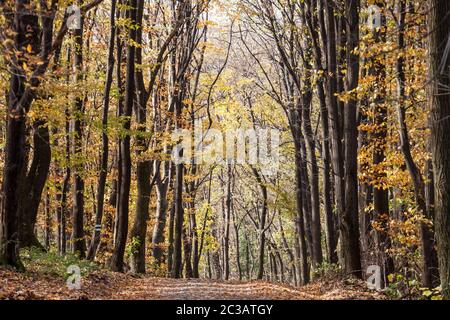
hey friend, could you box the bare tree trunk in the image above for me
[190,198,200,278]
[167,202,175,275]
[211,210,222,280]
[44,190,51,249]
[18,121,51,250]
[294,138,310,285]
[301,91,323,267]
[71,7,86,258]
[113,3,124,247]
[223,166,232,280]
[0,0,41,270]
[110,0,136,272]
[232,204,242,280]
[252,167,268,280]
[182,222,193,278]
[172,162,184,278]
[87,0,116,261]
[324,0,345,265]
[57,100,72,255]
[315,0,337,264]
[152,167,171,266]
[341,0,362,278]
[428,0,450,298]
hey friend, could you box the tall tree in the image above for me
[369,1,394,284]
[0,0,102,268]
[71,0,86,258]
[87,0,117,261]
[110,0,137,272]
[428,0,450,297]
[324,0,346,267]
[396,0,438,288]
[0,0,40,269]
[341,0,362,278]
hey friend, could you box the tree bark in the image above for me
[396,0,438,288]
[428,0,450,297]
[71,7,86,258]
[252,167,268,280]
[172,162,184,278]
[18,121,51,249]
[341,0,362,278]
[0,0,41,270]
[110,0,136,272]
[129,0,152,274]
[151,166,171,266]
[370,1,394,285]
[87,0,116,261]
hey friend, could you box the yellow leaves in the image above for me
[26,44,32,53]
[336,90,352,103]
[128,38,142,48]
[182,98,194,106]
[387,209,434,251]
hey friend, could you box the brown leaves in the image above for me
[0,266,384,300]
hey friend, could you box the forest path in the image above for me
[111,277,313,300]
[1,267,383,300]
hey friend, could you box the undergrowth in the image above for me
[20,247,99,279]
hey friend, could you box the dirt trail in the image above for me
[112,277,314,300]
[0,267,383,300]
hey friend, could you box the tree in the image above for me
[0,0,102,268]
[341,0,362,278]
[428,0,450,298]
[87,0,117,261]
[71,0,87,259]
[110,0,137,272]
[368,1,394,285]
[396,0,438,288]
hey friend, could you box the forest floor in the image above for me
[0,266,385,300]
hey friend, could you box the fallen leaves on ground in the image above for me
[0,267,384,300]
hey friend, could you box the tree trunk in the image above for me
[252,167,268,280]
[44,190,51,249]
[341,0,362,278]
[151,168,171,266]
[110,0,136,272]
[182,222,193,278]
[113,4,124,247]
[301,92,323,268]
[71,8,86,258]
[18,121,51,249]
[167,202,175,275]
[171,162,184,278]
[0,0,40,270]
[223,166,232,280]
[303,2,326,267]
[211,211,222,280]
[233,208,242,280]
[370,1,394,285]
[294,137,310,285]
[324,0,345,266]
[57,102,72,255]
[87,0,117,261]
[396,0,438,288]
[428,0,450,298]
[316,1,338,261]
